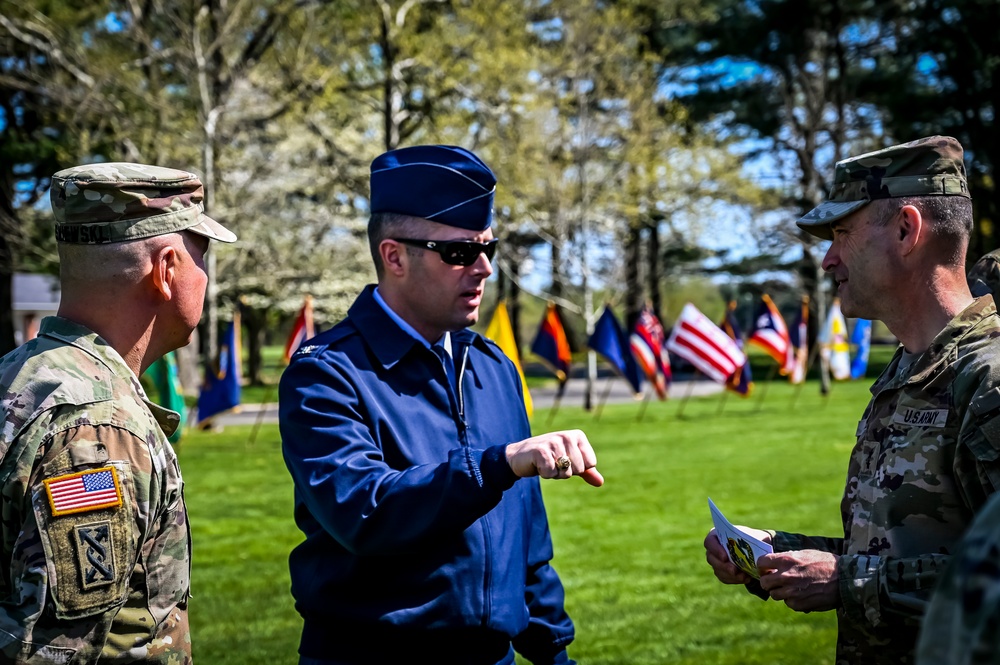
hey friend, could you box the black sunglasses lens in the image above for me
[441,241,497,266]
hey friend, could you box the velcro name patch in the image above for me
[892,408,948,428]
[44,467,123,516]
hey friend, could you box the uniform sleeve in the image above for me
[512,479,575,665]
[279,355,520,555]
[742,531,845,601]
[837,379,1000,629]
[770,530,845,554]
[0,423,188,665]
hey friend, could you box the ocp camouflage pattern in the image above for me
[799,135,970,226]
[51,163,208,244]
[0,316,191,664]
[770,296,1000,664]
[916,489,1000,664]
[967,249,1000,300]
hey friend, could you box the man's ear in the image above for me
[151,245,177,300]
[897,204,923,256]
[380,239,407,277]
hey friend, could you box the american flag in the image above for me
[629,306,671,399]
[45,467,122,516]
[666,303,746,384]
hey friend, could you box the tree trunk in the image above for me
[510,271,522,353]
[646,221,661,321]
[624,223,642,330]
[243,306,266,386]
[0,177,19,355]
[549,238,563,300]
[379,10,398,151]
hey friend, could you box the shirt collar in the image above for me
[351,286,496,368]
[872,295,998,393]
[372,286,452,355]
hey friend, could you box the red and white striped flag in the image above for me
[630,306,672,399]
[284,295,315,363]
[44,467,122,516]
[665,303,746,384]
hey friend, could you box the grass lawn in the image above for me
[179,377,871,664]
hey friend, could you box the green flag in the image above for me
[146,352,186,443]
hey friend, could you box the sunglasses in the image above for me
[393,238,499,266]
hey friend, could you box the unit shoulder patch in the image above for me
[73,520,117,590]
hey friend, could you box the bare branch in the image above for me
[0,14,94,87]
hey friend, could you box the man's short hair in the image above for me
[368,212,425,278]
[869,195,974,264]
[57,232,180,286]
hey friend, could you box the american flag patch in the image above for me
[44,467,122,517]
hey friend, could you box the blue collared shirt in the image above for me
[373,286,452,357]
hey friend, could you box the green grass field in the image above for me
[179,377,872,664]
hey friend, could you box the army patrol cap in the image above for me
[797,135,970,240]
[51,162,237,244]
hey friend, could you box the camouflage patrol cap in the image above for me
[797,135,970,240]
[50,162,237,244]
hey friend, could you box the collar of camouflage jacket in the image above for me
[38,316,180,436]
[871,295,999,394]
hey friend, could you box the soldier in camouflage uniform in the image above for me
[967,248,1000,298]
[703,136,1000,664]
[0,163,236,663]
[916,488,1000,664]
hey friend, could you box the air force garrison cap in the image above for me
[51,162,237,245]
[369,145,496,231]
[797,135,970,240]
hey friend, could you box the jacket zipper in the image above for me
[455,345,490,624]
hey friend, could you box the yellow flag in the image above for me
[485,300,533,418]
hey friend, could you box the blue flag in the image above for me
[197,319,241,424]
[849,318,872,380]
[587,305,643,395]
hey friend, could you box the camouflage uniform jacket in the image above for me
[967,249,1000,299]
[0,317,191,664]
[769,296,1000,664]
[915,488,1000,664]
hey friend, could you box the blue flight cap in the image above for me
[369,145,496,231]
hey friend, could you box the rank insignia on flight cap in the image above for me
[44,467,123,517]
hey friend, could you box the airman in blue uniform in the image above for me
[279,145,602,665]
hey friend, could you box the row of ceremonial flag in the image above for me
[478,294,876,411]
[146,291,877,439]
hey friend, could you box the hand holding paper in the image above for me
[707,498,773,580]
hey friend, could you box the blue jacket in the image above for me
[279,286,575,664]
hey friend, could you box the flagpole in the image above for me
[753,364,778,413]
[594,375,615,421]
[247,382,275,447]
[546,380,566,426]
[716,384,730,414]
[675,370,698,418]
[636,384,652,422]
[790,337,821,409]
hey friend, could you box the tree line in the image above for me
[2,0,996,383]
